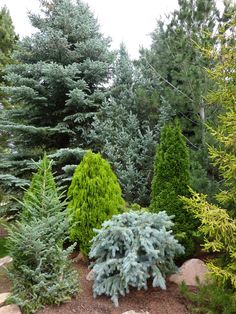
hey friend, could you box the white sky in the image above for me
[0,0,226,59]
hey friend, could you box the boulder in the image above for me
[86,269,95,281]
[169,258,208,286]
[0,256,12,267]
[0,304,21,314]
[0,292,11,307]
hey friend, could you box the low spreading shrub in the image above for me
[89,210,184,306]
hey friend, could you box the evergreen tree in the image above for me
[136,0,221,199]
[182,7,236,301]
[90,211,184,306]
[89,44,159,206]
[7,155,79,313]
[0,6,17,209]
[0,0,113,214]
[90,98,156,206]
[0,6,17,153]
[67,150,124,257]
[150,121,197,256]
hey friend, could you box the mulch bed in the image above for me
[39,260,190,314]
[0,258,191,314]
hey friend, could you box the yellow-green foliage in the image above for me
[183,191,236,289]
[67,151,124,257]
[182,13,236,299]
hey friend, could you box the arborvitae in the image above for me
[150,121,197,256]
[89,211,184,306]
[67,150,124,257]
[7,155,79,314]
[0,0,113,214]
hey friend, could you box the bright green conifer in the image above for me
[67,150,124,257]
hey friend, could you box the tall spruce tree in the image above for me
[150,121,197,256]
[0,0,113,214]
[89,44,158,206]
[137,0,221,199]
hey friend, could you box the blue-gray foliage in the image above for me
[89,211,184,306]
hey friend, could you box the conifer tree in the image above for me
[7,155,79,313]
[0,6,17,153]
[150,121,197,255]
[67,150,124,257]
[89,44,158,206]
[137,0,221,199]
[0,0,113,213]
[0,6,17,209]
[182,11,236,293]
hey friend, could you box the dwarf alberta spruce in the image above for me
[89,210,184,306]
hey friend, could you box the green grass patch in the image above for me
[0,237,8,258]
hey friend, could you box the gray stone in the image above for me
[0,304,21,314]
[0,292,11,307]
[169,258,208,286]
[86,269,95,281]
[0,256,12,268]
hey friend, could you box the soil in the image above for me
[0,259,191,314]
[39,260,190,314]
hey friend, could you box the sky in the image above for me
[0,0,225,59]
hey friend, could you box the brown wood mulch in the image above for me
[39,260,190,314]
[0,259,191,314]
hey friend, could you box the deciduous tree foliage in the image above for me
[67,151,124,257]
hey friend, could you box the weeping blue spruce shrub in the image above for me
[89,210,184,306]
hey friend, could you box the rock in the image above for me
[0,304,21,314]
[0,256,12,267]
[72,252,86,263]
[169,258,208,286]
[0,292,11,306]
[86,269,95,281]
[122,311,150,314]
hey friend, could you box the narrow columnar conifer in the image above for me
[150,121,197,256]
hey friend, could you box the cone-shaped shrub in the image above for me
[21,154,60,221]
[7,155,79,314]
[150,121,197,256]
[89,211,184,306]
[67,150,124,257]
